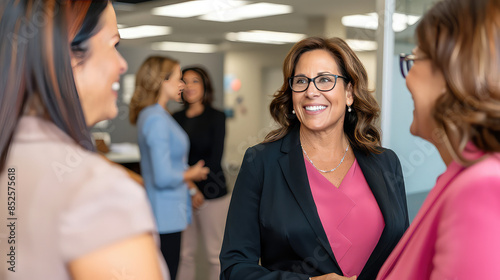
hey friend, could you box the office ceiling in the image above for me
[114,0,432,52]
[116,0,156,3]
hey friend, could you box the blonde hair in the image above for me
[129,56,178,124]
[417,0,500,164]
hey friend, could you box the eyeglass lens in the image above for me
[399,55,414,78]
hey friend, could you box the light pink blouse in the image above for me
[305,158,385,277]
[0,117,168,280]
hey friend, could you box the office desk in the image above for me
[104,143,141,174]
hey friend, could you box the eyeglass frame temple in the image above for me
[399,53,410,78]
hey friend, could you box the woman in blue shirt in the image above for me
[129,56,209,280]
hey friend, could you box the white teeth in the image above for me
[305,105,326,111]
[112,82,120,91]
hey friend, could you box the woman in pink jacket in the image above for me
[377,0,500,279]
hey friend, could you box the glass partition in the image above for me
[385,0,445,220]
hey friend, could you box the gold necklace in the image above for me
[301,144,349,173]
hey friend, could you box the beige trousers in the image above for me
[176,195,230,280]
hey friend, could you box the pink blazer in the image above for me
[377,150,500,280]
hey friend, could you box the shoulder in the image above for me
[438,155,500,226]
[373,146,398,160]
[241,139,284,167]
[138,105,165,124]
[172,109,186,120]
[434,154,500,277]
[47,142,150,213]
[59,153,156,260]
[77,150,143,190]
[138,108,172,132]
[68,150,151,217]
[206,106,226,120]
[448,154,500,198]
[464,153,500,178]
[140,104,161,115]
[357,147,401,169]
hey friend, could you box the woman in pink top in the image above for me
[377,0,500,279]
[220,37,409,280]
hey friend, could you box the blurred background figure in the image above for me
[0,1,167,279]
[220,37,408,280]
[129,56,209,280]
[173,66,229,280]
[377,0,500,279]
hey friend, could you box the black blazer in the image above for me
[220,126,409,280]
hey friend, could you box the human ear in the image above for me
[345,83,354,106]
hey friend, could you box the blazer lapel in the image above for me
[278,126,341,271]
[354,149,396,277]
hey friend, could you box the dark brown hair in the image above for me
[129,56,179,124]
[181,66,214,107]
[265,37,381,154]
[0,0,109,170]
[416,0,500,164]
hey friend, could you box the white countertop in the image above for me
[104,143,141,163]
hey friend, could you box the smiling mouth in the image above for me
[305,105,327,112]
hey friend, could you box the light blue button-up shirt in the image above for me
[137,103,191,234]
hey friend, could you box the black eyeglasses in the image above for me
[399,53,427,78]
[288,74,347,92]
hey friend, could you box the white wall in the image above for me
[223,47,288,175]
[356,51,377,92]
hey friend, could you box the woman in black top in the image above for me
[173,66,229,280]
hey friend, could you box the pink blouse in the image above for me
[305,158,385,277]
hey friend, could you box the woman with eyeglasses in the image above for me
[220,37,409,280]
[129,56,209,280]
[377,0,500,279]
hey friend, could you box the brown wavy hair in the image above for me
[416,0,500,164]
[129,56,179,124]
[265,37,381,154]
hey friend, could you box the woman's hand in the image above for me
[187,181,205,209]
[191,190,205,209]
[184,160,209,182]
[311,273,357,280]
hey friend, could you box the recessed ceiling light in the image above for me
[200,3,292,22]
[151,0,247,18]
[341,14,378,30]
[342,12,420,32]
[392,13,420,32]
[152,42,219,53]
[119,25,171,39]
[226,30,306,44]
[345,39,378,52]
